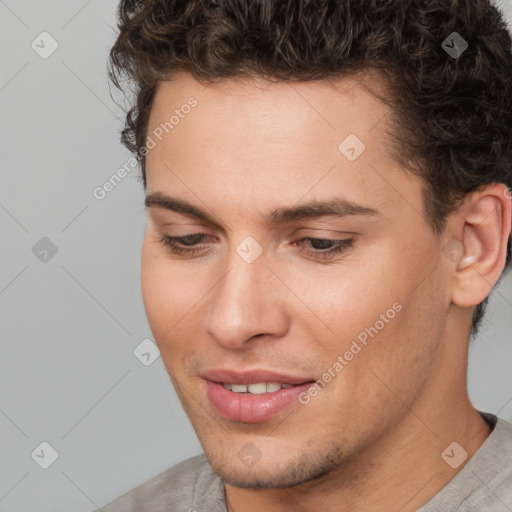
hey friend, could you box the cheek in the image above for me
[287,261,403,342]
[141,239,207,348]
[292,248,437,376]
[141,241,165,328]
[141,240,180,344]
[347,269,446,410]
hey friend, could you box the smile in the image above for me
[204,379,316,423]
[221,382,296,394]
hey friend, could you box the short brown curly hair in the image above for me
[108,0,512,338]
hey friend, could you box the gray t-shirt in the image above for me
[94,411,512,511]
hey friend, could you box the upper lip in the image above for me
[201,368,315,385]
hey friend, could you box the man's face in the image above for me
[141,72,452,487]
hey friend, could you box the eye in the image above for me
[158,233,211,256]
[292,237,354,260]
[158,234,354,261]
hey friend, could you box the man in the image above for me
[96,0,512,510]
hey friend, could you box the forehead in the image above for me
[148,70,390,138]
[144,71,423,229]
[146,71,395,174]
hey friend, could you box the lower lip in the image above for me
[204,380,315,423]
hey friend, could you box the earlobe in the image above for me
[451,185,511,308]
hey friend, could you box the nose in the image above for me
[202,242,289,350]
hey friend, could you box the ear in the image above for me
[451,184,512,308]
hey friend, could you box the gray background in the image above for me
[1,1,512,510]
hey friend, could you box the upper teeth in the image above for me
[222,382,295,394]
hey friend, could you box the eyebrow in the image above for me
[144,192,380,226]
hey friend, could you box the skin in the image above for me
[140,71,511,511]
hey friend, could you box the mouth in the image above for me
[220,381,298,393]
[201,369,316,423]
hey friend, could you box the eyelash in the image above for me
[158,234,354,261]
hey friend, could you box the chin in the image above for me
[204,443,342,490]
